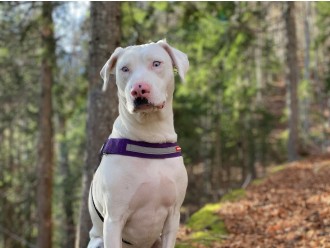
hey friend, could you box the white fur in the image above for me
[88,40,189,248]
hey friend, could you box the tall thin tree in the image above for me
[76,2,121,247]
[36,2,56,247]
[302,2,311,142]
[285,2,299,161]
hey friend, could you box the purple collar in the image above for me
[100,138,182,159]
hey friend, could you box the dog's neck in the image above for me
[110,96,177,143]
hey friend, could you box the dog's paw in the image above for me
[87,237,104,248]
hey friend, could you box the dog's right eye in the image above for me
[121,66,129,72]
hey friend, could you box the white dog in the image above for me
[88,40,189,248]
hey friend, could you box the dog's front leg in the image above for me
[103,216,124,248]
[160,210,180,248]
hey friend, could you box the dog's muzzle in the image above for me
[134,97,149,108]
[133,97,165,112]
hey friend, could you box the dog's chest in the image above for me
[121,168,179,245]
[129,174,177,210]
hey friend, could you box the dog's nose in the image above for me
[131,83,151,98]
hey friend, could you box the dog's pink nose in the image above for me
[131,82,151,98]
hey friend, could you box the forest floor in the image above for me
[176,156,330,248]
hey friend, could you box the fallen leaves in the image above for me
[219,158,330,247]
[177,157,330,248]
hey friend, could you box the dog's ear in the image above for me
[157,40,189,82]
[100,47,123,91]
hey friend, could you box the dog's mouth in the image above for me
[134,97,149,108]
[133,97,165,112]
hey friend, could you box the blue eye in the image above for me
[153,61,161,67]
[121,66,129,72]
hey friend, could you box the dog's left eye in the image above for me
[153,61,161,67]
[121,66,129,72]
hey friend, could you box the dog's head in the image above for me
[100,40,189,114]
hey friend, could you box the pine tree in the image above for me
[36,2,56,247]
[285,2,299,161]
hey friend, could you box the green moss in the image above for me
[184,202,226,247]
[252,178,264,186]
[270,164,286,173]
[187,203,224,232]
[175,243,191,248]
[181,189,249,247]
[220,189,246,202]
[190,230,220,243]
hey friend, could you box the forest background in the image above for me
[0,2,329,248]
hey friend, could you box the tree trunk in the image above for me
[247,117,256,180]
[75,2,121,248]
[211,86,222,199]
[302,2,311,142]
[3,127,14,248]
[59,116,76,248]
[36,2,56,248]
[285,2,299,161]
